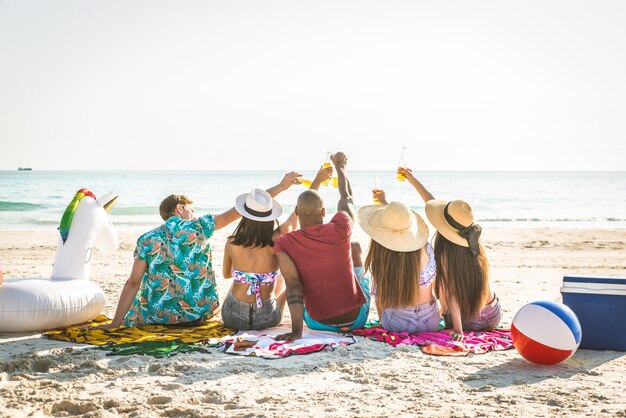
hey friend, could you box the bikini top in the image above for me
[232,269,280,308]
[371,242,437,296]
[419,241,436,287]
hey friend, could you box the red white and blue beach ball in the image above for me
[511,300,582,365]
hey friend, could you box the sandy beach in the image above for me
[1,226,625,417]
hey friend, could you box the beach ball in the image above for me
[511,300,582,365]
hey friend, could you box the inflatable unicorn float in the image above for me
[0,189,119,332]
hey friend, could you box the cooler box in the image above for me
[560,276,626,351]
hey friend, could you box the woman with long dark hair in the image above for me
[221,187,298,330]
[399,167,502,341]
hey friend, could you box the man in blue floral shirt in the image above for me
[104,172,301,328]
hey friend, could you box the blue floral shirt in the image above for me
[123,214,219,327]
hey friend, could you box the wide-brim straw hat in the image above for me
[358,201,429,252]
[425,199,475,247]
[235,188,283,222]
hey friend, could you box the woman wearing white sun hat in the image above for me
[358,200,441,333]
[396,167,502,341]
[221,168,320,330]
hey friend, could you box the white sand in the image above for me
[1,227,625,417]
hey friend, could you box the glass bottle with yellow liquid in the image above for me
[322,151,332,186]
[397,146,408,181]
[373,176,382,204]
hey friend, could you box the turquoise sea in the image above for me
[1,170,625,230]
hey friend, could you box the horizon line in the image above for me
[2,168,626,173]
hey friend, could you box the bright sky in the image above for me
[1,1,625,171]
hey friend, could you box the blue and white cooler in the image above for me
[560,276,626,351]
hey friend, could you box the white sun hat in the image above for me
[235,188,283,222]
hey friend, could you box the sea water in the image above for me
[0,170,625,231]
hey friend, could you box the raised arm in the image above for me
[309,165,333,191]
[275,209,299,238]
[214,208,241,231]
[400,167,435,203]
[372,189,389,205]
[266,171,302,198]
[331,152,355,221]
[214,172,302,230]
[270,171,303,237]
[274,252,304,341]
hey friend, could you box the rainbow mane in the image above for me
[59,188,96,243]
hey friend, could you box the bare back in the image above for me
[225,241,279,302]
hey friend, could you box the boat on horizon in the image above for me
[18,167,32,171]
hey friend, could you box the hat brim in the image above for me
[235,193,283,222]
[425,200,469,247]
[357,204,429,252]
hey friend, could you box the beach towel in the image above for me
[45,315,236,347]
[222,325,355,359]
[353,327,513,356]
[101,340,208,358]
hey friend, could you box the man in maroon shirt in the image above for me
[274,152,370,341]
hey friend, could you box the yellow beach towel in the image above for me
[45,315,236,346]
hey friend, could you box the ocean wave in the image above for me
[109,206,218,216]
[111,206,158,216]
[30,219,59,225]
[0,201,45,211]
[111,220,162,226]
[479,217,626,222]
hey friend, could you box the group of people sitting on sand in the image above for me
[102,152,502,341]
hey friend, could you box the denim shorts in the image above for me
[462,294,503,331]
[444,294,503,331]
[221,291,282,331]
[381,298,441,334]
[303,266,371,332]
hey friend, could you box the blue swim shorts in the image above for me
[303,266,370,332]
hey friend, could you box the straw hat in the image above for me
[425,199,478,248]
[235,188,283,222]
[357,202,429,252]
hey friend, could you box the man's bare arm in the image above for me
[400,167,435,203]
[214,207,241,231]
[214,172,301,230]
[266,171,302,198]
[101,259,147,329]
[274,252,304,341]
[331,152,355,221]
[309,166,333,191]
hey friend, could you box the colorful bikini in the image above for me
[419,242,436,287]
[231,269,280,308]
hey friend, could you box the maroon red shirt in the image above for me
[274,211,366,321]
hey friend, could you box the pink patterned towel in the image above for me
[353,328,513,356]
[222,326,355,359]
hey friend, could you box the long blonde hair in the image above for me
[364,239,421,309]
[433,232,490,319]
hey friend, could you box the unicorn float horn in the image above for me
[94,192,120,256]
[97,192,119,213]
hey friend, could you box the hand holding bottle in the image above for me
[322,151,332,186]
[372,189,387,205]
[397,167,416,184]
